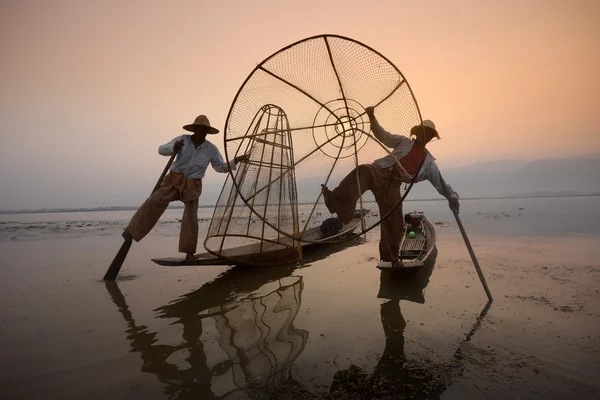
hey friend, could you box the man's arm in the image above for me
[425,161,460,212]
[158,136,183,156]
[210,146,250,173]
[365,107,406,149]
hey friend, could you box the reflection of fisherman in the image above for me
[321,106,459,269]
[329,260,490,399]
[106,264,308,399]
[330,262,452,398]
[106,283,219,399]
[122,115,249,260]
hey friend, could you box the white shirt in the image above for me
[370,119,458,200]
[158,135,236,179]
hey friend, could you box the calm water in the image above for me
[0,196,599,399]
[1,196,598,240]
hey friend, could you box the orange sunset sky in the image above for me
[1,0,598,209]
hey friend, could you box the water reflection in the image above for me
[106,270,308,398]
[328,251,492,399]
[207,276,308,391]
[105,237,490,399]
[105,238,364,399]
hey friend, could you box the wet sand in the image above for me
[1,217,599,399]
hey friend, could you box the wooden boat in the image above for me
[153,210,435,268]
[151,212,366,267]
[397,211,437,268]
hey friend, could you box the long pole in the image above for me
[451,207,493,302]
[103,153,177,281]
[440,174,493,302]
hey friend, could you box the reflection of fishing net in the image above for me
[224,34,425,243]
[204,105,302,265]
[209,276,308,389]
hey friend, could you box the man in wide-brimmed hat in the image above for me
[123,115,249,259]
[321,106,459,269]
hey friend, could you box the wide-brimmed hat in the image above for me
[410,119,440,139]
[183,115,219,134]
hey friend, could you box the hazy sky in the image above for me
[1,0,598,209]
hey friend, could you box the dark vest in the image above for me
[400,141,426,175]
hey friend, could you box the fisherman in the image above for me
[321,106,459,269]
[123,115,249,259]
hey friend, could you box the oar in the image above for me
[440,174,493,303]
[451,301,492,364]
[103,153,177,281]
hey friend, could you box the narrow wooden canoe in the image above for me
[398,212,437,268]
[151,214,364,267]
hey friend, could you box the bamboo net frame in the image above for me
[223,34,427,244]
[204,105,302,266]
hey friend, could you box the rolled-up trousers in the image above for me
[126,172,202,254]
[326,164,406,263]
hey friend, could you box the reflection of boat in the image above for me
[105,267,309,399]
[328,256,491,399]
[378,244,437,302]
[107,236,362,397]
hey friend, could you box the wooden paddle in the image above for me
[103,153,177,281]
[439,173,493,303]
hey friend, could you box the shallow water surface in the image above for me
[1,197,599,399]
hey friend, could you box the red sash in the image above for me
[399,142,425,176]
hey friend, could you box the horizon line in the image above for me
[1,192,598,215]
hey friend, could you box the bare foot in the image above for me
[185,253,197,260]
[321,184,335,214]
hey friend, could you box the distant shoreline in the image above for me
[1,192,598,215]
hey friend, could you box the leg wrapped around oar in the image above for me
[125,174,180,242]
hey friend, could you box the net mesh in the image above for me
[205,105,302,265]
[209,276,308,389]
[223,34,425,244]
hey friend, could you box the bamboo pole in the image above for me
[103,152,177,281]
[440,173,493,302]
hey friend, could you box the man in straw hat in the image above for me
[123,115,249,259]
[321,106,459,269]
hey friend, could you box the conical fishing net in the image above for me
[205,105,302,265]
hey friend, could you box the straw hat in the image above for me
[411,119,440,139]
[183,115,220,134]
